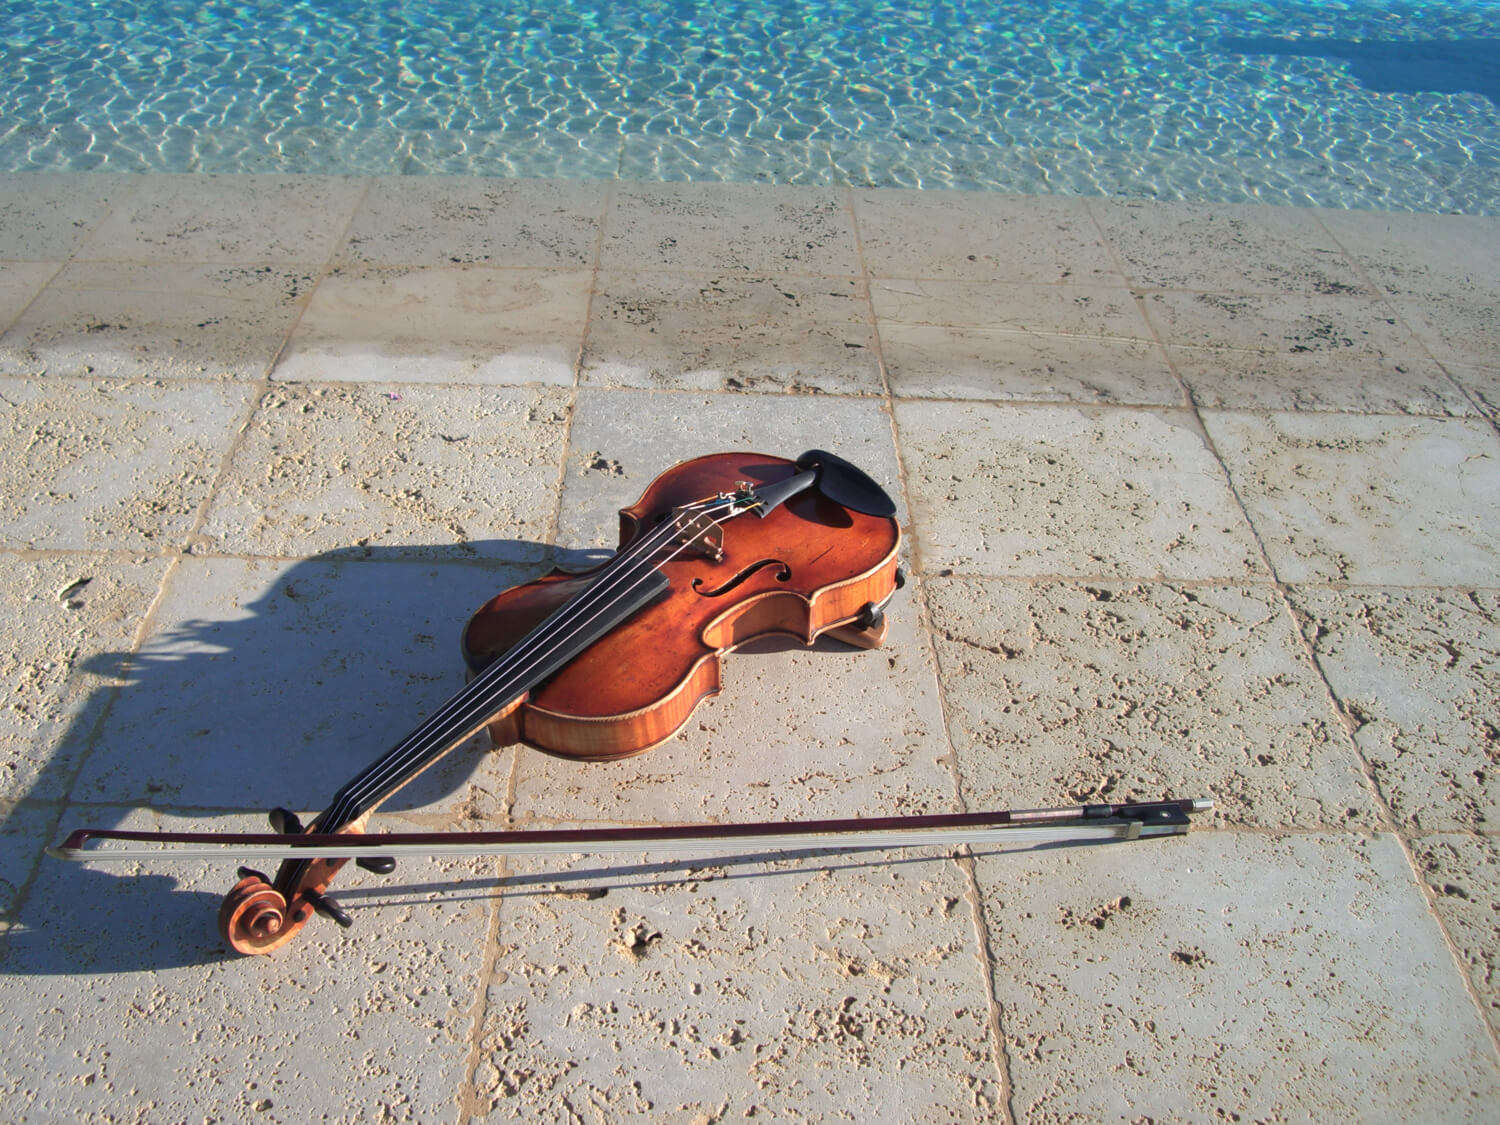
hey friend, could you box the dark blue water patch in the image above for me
[1220,36,1500,106]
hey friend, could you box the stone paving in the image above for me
[0,173,1497,1122]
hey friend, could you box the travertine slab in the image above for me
[0,554,170,804]
[895,400,1266,579]
[77,174,364,264]
[582,271,881,394]
[275,265,590,386]
[0,261,312,380]
[0,809,490,1123]
[338,177,608,268]
[0,377,252,551]
[68,556,521,812]
[853,191,1120,284]
[0,173,132,260]
[977,832,1500,1124]
[881,324,1180,404]
[928,577,1374,828]
[1091,200,1373,293]
[201,382,571,560]
[602,182,860,275]
[0,262,59,332]
[1290,586,1500,832]
[1205,411,1500,585]
[1410,833,1500,1037]
[471,851,999,1120]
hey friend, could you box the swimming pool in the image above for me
[1,0,1496,211]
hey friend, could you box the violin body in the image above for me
[461,452,902,759]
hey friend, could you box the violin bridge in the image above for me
[670,505,724,562]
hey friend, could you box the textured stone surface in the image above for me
[978,832,1500,1124]
[582,271,881,394]
[0,377,251,551]
[0,261,314,381]
[896,400,1266,580]
[1206,412,1500,586]
[1291,586,1500,832]
[602,182,860,275]
[929,578,1373,828]
[471,851,1000,1120]
[275,265,590,386]
[0,179,1495,1122]
[201,382,571,559]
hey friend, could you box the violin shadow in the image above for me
[3,538,551,974]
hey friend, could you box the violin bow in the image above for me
[51,797,1213,866]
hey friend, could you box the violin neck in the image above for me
[312,563,672,833]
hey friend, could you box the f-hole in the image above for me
[691,559,792,598]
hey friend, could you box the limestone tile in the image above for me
[1290,587,1500,833]
[0,377,251,552]
[557,389,904,552]
[881,325,1180,405]
[978,832,1500,1123]
[0,801,55,919]
[1169,345,1473,416]
[507,600,951,827]
[0,554,170,805]
[0,261,312,380]
[1091,199,1374,294]
[0,262,58,332]
[472,851,1000,1119]
[1316,210,1500,304]
[852,191,1121,284]
[581,271,881,394]
[274,265,590,386]
[68,556,521,812]
[0,807,489,1121]
[1452,364,1500,420]
[894,400,1266,580]
[200,382,571,560]
[1204,412,1500,586]
[870,279,1153,338]
[338,177,607,268]
[0,173,132,260]
[77,174,364,264]
[600,182,860,275]
[1389,294,1500,371]
[930,578,1372,828]
[1410,833,1500,1037]
[1140,289,1423,358]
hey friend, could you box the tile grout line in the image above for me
[1087,197,1500,1056]
[453,178,615,1123]
[1303,207,1500,1058]
[1306,208,1500,437]
[847,186,1019,1122]
[1098,201,1500,1056]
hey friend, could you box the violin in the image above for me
[218,450,904,954]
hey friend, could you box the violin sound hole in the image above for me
[691,559,791,598]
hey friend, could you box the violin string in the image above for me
[320,501,722,829]
[317,496,744,831]
[323,500,735,826]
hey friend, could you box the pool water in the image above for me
[1,0,1497,211]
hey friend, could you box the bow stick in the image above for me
[50,798,1213,863]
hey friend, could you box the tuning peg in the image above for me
[304,889,352,928]
[356,855,397,875]
[236,866,270,883]
[268,807,304,835]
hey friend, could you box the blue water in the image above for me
[1,0,1497,211]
